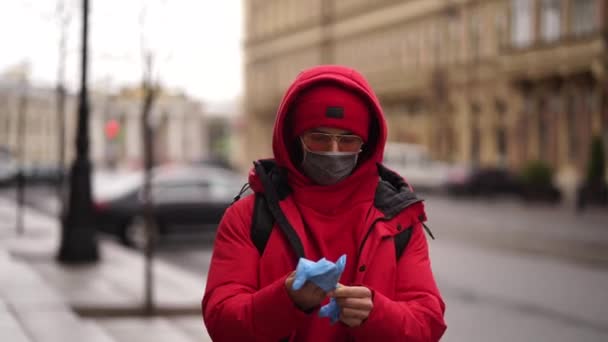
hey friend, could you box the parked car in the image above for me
[0,147,66,187]
[191,157,238,172]
[445,166,522,197]
[92,164,247,248]
[382,142,453,192]
[22,163,66,185]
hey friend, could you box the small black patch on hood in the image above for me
[325,106,344,118]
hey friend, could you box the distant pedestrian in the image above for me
[203,65,446,341]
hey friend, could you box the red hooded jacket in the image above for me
[202,65,446,341]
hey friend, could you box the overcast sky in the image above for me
[0,0,243,103]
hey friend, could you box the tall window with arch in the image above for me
[566,94,578,163]
[571,0,596,36]
[511,0,533,48]
[495,100,508,167]
[470,103,481,165]
[469,13,481,61]
[538,98,548,161]
[520,92,535,163]
[541,0,561,42]
[446,9,460,65]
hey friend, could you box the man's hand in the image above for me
[329,285,373,327]
[285,271,327,312]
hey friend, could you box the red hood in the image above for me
[249,65,387,193]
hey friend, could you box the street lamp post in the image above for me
[56,0,70,218]
[57,0,99,263]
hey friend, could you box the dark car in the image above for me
[92,165,247,248]
[22,164,66,185]
[445,166,522,197]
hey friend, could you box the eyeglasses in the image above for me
[301,132,364,152]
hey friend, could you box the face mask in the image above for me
[300,147,359,186]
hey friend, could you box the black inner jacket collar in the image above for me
[374,163,422,219]
[254,159,422,218]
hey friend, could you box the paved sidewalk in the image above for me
[0,198,211,342]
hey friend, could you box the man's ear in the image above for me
[358,117,379,163]
[290,138,304,166]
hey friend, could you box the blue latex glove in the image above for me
[291,254,346,324]
[318,297,341,324]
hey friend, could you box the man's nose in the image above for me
[329,139,340,152]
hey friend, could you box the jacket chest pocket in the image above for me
[366,222,416,295]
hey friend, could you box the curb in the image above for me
[73,305,201,318]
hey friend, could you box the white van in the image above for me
[382,142,451,192]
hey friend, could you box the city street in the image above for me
[1,186,607,341]
[3,1,608,341]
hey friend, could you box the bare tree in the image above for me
[140,51,160,315]
[139,3,162,315]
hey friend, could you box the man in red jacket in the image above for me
[203,65,446,341]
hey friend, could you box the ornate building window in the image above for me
[469,13,480,61]
[495,12,508,50]
[447,11,461,65]
[511,0,533,48]
[495,100,508,166]
[538,98,548,160]
[440,103,456,161]
[520,92,535,162]
[471,103,481,165]
[566,95,578,162]
[414,29,422,68]
[423,24,434,68]
[571,0,596,36]
[541,0,561,42]
[432,21,441,67]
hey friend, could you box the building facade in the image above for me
[91,88,209,169]
[0,75,77,167]
[244,0,608,187]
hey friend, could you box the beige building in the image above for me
[244,0,608,187]
[1,74,209,170]
[0,73,77,167]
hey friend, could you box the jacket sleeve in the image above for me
[352,223,447,341]
[202,200,308,341]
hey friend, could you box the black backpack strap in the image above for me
[253,161,305,260]
[251,194,275,255]
[251,193,416,260]
[394,224,413,260]
[394,222,435,260]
